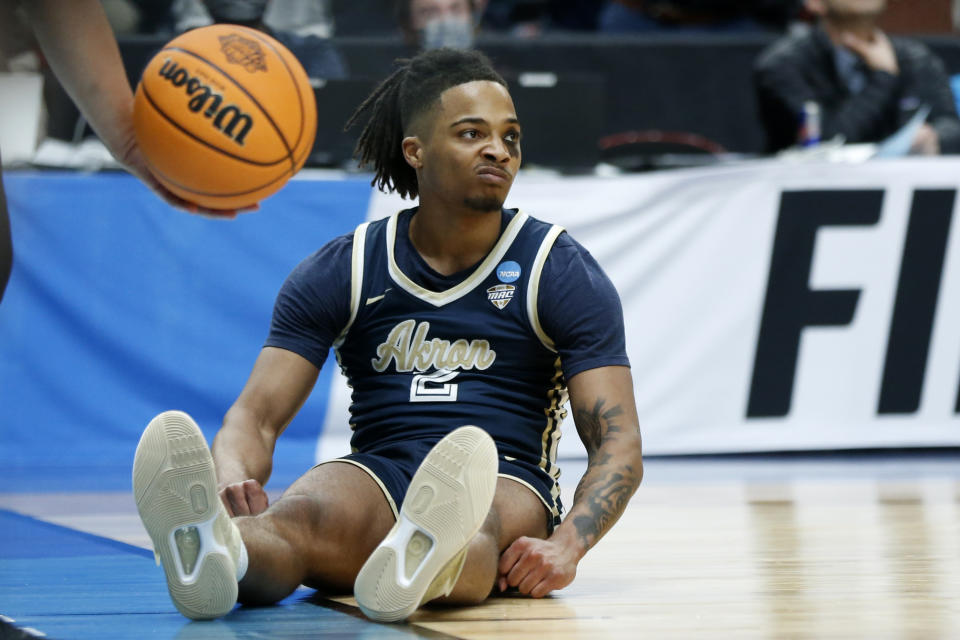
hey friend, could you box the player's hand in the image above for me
[114,134,258,219]
[910,123,940,156]
[497,536,578,598]
[841,29,899,75]
[218,479,269,517]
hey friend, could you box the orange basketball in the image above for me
[133,24,317,210]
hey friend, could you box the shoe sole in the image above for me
[354,425,498,622]
[132,410,238,620]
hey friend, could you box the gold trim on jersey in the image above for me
[385,209,530,307]
[539,356,568,500]
[333,220,370,348]
[527,224,565,352]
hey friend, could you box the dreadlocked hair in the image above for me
[345,48,506,199]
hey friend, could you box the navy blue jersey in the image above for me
[265,208,629,501]
[338,208,569,474]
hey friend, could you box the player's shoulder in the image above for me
[288,230,355,278]
[511,209,580,253]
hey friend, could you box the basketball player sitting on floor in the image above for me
[133,47,644,622]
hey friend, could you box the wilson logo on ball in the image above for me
[157,58,254,145]
[218,34,268,73]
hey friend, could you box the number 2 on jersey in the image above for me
[410,368,459,402]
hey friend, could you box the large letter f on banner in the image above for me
[747,190,883,418]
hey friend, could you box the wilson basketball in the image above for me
[133,25,317,210]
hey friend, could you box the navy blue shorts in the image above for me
[320,438,562,532]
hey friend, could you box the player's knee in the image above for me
[260,493,325,537]
[260,492,384,559]
[450,527,501,604]
[478,505,503,548]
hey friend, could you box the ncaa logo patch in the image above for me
[487,284,515,310]
[496,261,521,283]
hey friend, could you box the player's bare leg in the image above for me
[234,462,396,605]
[354,426,500,621]
[441,477,550,605]
[134,411,395,618]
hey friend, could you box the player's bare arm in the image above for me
[498,365,643,596]
[21,0,253,216]
[213,347,319,516]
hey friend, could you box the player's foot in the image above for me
[354,425,498,622]
[132,410,245,620]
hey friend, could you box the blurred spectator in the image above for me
[754,0,960,154]
[397,0,480,49]
[597,1,800,34]
[197,0,347,79]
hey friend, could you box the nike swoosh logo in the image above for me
[365,288,391,306]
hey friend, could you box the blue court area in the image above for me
[0,509,454,639]
[0,171,373,493]
[5,170,960,638]
[0,172,454,638]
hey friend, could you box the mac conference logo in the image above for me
[489,261,520,309]
[487,284,515,310]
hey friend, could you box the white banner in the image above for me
[318,158,960,458]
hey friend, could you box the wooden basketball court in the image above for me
[2,452,959,639]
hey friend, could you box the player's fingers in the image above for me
[135,164,247,219]
[244,480,269,515]
[196,202,260,218]
[516,561,547,595]
[222,485,251,516]
[195,209,238,220]
[498,537,531,575]
[529,578,555,599]
[506,548,541,588]
[530,565,574,598]
[218,487,237,517]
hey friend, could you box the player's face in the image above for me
[418,80,521,213]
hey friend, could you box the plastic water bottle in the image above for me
[799,101,821,147]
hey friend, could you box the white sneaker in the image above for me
[132,410,244,620]
[354,425,498,622]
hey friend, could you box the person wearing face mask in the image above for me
[398,0,481,50]
[754,0,960,154]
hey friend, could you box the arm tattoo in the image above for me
[572,468,637,550]
[570,396,640,551]
[574,397,624,458]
